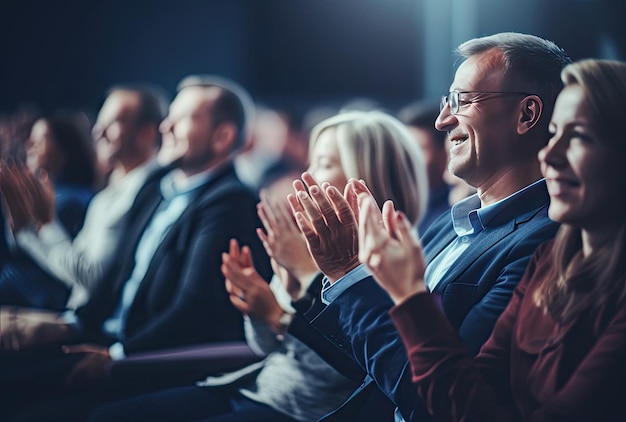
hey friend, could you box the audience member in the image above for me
[235,104,308,192]
[25,113,97,237]
[360,58,626,421]
[287,32,569,421]
[88,110,428,422]
[10,85,166,309]
[0,112,98,309]
[398,100,452,235]
[0,75,272,421]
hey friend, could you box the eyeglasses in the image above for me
[440,90,535,115]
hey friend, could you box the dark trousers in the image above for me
[89,385,298,422]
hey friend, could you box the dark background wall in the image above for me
[1,0,625,116]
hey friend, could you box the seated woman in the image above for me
[25,113,97,237]
[0,113,97,309]
[355,59,626,421]
[88,110,428,422]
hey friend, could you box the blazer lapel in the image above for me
[432,218,516,294]
[423,222,457,265]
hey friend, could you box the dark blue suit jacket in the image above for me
[76,163,272,355]
[299,180,560,421]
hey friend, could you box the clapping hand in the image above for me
[357,193,427,304]
[221,239,285,332]
[288,172,360,283]
[0,163,54,231]
[256,189,319,291]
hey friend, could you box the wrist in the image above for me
[390,278,428,305]
[268,310,293,335]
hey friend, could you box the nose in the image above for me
[435,103,457,133]
[538,133,567,168]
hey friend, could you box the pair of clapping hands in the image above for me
[0,163,55,232]
[222,172,428,332]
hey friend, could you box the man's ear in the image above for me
[517,95,543,135]
[211,122,238,156]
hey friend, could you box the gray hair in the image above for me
[457,32,571,116]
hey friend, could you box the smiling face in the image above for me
[307,127,348,192]
[435,49,521,189]
[539,84,621,229]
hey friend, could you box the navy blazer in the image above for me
[302,180,560,421]
[76,163,272,355]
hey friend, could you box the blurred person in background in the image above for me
[398,100,452,235]
[0,85,166,310]
[0,75,272,421]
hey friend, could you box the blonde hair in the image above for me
[309,110,428,227]
[535,59,626,323]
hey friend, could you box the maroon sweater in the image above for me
[390,240,626,421]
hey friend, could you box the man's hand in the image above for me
[63,344,111,388]
[288,172,360,283]
[358,194,427,304]
[222,239,285,332]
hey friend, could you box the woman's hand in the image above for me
[358,194,428,304]
[222,239,285,332]
[257,189,319,284]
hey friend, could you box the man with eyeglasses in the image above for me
[287,32,571,421]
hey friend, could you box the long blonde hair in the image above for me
[535,59,626,323]
[309,110,428,227]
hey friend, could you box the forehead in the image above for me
[97,91,141,122]
[311,127,338,154]
[169,86,220,115]
[552,85,590,122]
[451,49,507,91]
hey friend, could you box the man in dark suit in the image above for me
[0,75,271,418]
[288,33,570,421]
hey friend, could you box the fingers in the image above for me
[228,238,241,266]
[326,185,356,226]
[382,200,398,238]
[359,194,389,268]
[222,252,250,290]
[301,173,340,227]
[240,245,254,268]
[225,279,249,311]
[258,190,280,234]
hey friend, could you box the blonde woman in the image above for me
[89,110,427,422]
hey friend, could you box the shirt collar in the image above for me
[159,168,213,200]
[451,178,545,236]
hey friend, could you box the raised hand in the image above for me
[221,239,285,332]
[0,163,35,230]
[256,189,319,285]
[358,194,427,304]
[288,172,360,283]
[0,164,55,231]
